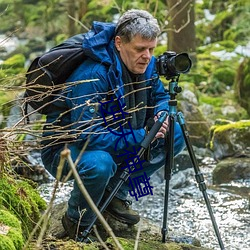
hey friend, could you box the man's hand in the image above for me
[154,112,169,139]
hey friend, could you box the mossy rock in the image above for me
[0,209,24,250]
[213,67,235,86]
[0,174,47,239]
[209,120,250,160]
[43,202,211,250]
[199,92,248,122]
[28,237,210,250]
[106,237,210,250]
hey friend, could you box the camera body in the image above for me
[156,51,192,79]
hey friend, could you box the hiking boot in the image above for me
[105,196,140,225]
[61,213,97,242]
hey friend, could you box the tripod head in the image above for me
[168,76,182,100]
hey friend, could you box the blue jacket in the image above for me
[44,21,170,155]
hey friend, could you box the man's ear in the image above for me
[115,36,122,51]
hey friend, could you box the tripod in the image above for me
[81,108,169,241]
[161,77,225,249]
[82,77,225,250]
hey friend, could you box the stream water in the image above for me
[38,156,250,250]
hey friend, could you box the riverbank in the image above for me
[38,155,250,250]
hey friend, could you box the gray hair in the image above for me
[115,9,160,43]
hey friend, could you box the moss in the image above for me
[213,120,250,133]
[217,40,237,51]
[0,54,26,86]
[213,67,235,86]
[0,209,24,249]
[106,237,207,250]
[0,174,47,239]
[199,90,248,121]
[7,228,24,249]
[209,120,250,151]
[1,54,25,69]
[199,95,224,107]
[0,235,16,250]
[0,209,21,229]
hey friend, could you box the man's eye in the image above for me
[136,48,144,52]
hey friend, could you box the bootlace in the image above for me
[123,200,132,209]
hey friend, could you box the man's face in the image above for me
[115,35,157,74]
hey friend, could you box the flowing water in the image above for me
[133,157,250,250]
[38,156,250,250]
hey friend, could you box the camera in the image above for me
[156,51,192,79]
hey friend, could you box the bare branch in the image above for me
[62,148,124,250]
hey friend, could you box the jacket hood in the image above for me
[82,21,116,65]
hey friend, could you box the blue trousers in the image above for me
[41,122,185,226]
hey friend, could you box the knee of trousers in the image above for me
[77,150,117,182]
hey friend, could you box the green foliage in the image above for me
[196,0,250,47]
[0,0,249,117]
[106,237,204,250]
[234,57,250,115]
[0,235,16,250]
[199,95,224,107]
[0,175,47,239]
[213,67,235,86]
[0,54,26,84]
[0,209,24,250]
[1,54,25,69]
[192,40,241,95]
[199,91,248,121]
[209,10,234,42]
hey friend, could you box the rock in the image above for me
[181,89,199,105]
[43,201,212,250]
[209,120,250,160]
[170,168,193,189]
[213,157,250,184]
[179,100,211,148]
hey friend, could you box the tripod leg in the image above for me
[81,112,168,241]
[162,114,175,243]
[177,112,225,250]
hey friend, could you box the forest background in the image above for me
[0,0,250,126]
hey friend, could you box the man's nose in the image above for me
[142,49,151,59]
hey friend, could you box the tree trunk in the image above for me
[78,0,88,20]
[167,0,196,62]
[67,0,76,36]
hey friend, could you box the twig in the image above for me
[68,14,89,31]
[61,148,124,250]
[93,225,110,250]
[134,219,142,250]
[22,153,65,249]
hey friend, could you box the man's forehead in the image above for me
[129,35,157,46]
